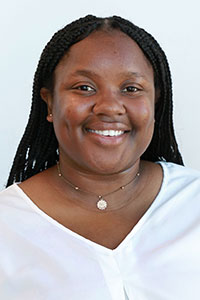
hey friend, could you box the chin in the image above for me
[84,158,137,175]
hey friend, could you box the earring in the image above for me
[47,113,53,122]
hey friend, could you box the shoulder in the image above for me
[0,183,22,204]
[158,161,200,181]
[0,184,30,221]
[157,161,200,202]
[0,184,30,237]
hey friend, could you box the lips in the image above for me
[83,119,131,146]
[86,129,125,137]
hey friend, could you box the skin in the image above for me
[45,30,155,176]
[20,30,163,249]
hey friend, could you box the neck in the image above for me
[59,155,141,191]
[53,156,143,212]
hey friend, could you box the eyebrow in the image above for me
[71,70,148,81]
[71,70,98,78]
[120,71,147,80]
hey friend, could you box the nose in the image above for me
[92,90,126,116]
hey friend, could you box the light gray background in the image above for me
[1,0,200,190]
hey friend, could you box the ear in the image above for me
[40,87,53,123]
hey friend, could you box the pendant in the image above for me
[97,198,108,210]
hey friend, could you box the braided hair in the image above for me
[7,15,183,186]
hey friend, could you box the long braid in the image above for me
[7,15,183,187]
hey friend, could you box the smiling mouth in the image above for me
[86,129,129,137]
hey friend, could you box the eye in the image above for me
[122,86,139,93]
[75,85,95,92]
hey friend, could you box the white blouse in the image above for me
[0,162,200,299]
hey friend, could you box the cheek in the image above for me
[140,106,154,125]
[52,95,92,141]
[128,99,154,127]
[52,96,82,126]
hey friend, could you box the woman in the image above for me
[0,15,200,299]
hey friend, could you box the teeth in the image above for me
[88,129,124,136]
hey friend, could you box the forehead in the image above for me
[55,29,153,81]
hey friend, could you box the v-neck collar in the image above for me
[13,161,168,255]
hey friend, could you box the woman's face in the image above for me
[43,30,155,174]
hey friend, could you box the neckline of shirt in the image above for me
[12,161,169,255]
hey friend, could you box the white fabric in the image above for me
[0,162,200,300]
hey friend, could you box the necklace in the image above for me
[56,161,140,211]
